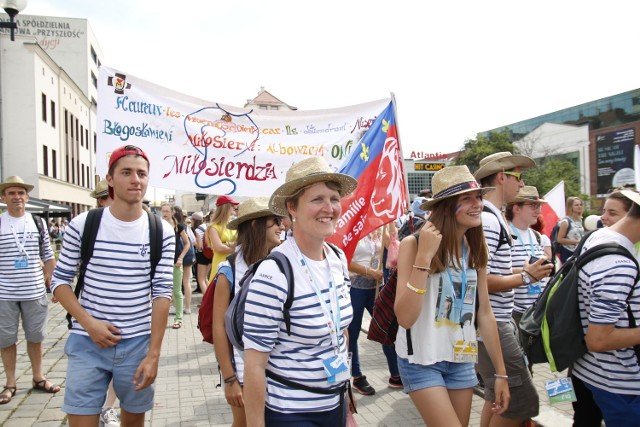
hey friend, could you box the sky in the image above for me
[20,0,640,157]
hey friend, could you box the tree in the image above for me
[522,159,582,197]
[453,129,515,173]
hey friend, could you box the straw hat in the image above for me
[89,180,109,199]
[420,166,493,210]
[0,176,34,194]
[620,189,640,207]
[227,197,276,230]
[510,186,548,205]
[473,152,536,180]
[191,211,204,221]
[269,157,357,216]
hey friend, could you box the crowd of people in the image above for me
[1,143,640,427]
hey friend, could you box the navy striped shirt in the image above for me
[0,213,55,301]
[510,225,549,314]
[572,228,640,394]
[243,240,353,413]
[51,208,175,339]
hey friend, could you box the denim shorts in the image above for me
[397,357,477,393]
[62,333,154,415]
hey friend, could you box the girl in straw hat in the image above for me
[212,197,285,427]
[242,157,357,426]
[395,165,510,426]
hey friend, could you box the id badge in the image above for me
[528,283,541,295]
[323,353,350,385]
[545,377,577,404]
[453,340,478,363]
[14,255,29,269]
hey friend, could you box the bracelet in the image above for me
[494,374,509,380]
[406,283,427,295]
[223,374,237,385]
[413,265,432,273]
[523,269,539,283]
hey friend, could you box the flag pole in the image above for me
[391,93,410,209]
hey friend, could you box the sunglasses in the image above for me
[503,171,522,182]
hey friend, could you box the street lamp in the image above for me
[0,0,27,41]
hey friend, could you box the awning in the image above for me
[0,197,71,213]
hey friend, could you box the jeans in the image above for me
[347,286,399,378]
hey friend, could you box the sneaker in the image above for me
[352,375,375,396]
[100,407,120,427]
[184,308,191,314]
[388,375,403,389]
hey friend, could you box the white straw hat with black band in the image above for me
[420,166,493,210]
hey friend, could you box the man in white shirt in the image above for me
[0,176,57,404]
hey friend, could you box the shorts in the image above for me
[397,357,477,393]
[195,252,212,265]
[584,381,640,426]
[477,320,539,420]
[265,403,345,427]
[62,333,154,415]
[0,295,48,348]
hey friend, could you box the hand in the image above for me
[175,259,183,268]
[492,377,510,415]
[84,318,122,349]
[224,380,244,407]
[370,269,383,282]
[525,257,554,282]
[133,353,159,391]
[416,221,442,262]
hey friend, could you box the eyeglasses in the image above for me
[503,171,522,182]
[267,216,284,226]
[523,203,541,210]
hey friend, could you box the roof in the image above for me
[244,87,297,110]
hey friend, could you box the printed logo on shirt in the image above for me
[139,243,149,258]
[258,273,273,280]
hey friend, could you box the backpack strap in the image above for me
[67,208,104,329]
[483,206,512,248]
[532,229,542,245]
[31,214,46,259]
[148,211,163,281]
[267,251,295,335]
[226,252,238,299]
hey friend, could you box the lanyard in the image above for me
[445,241,467,313]
[509,224,535,257]
[10,218,29,256]
[290,237,342,353]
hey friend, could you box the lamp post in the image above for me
[0,0,27,41]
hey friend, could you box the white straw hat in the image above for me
[0,176,34,194]
[227,197,277,230]
[510,186,548,205]
[421,166,493,210]
[473,152,535,180]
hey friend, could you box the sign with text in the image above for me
[414,162,445,172]
[96,67,391,196]
[596,128,636,196]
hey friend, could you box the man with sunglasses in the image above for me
[473,152,553,427]
[52,145,175,426]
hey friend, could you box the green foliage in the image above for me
[523,159,583,198]
[453,129,515,173]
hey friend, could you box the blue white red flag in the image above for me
[327,102,408,262]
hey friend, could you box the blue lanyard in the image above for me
[509,224,535,257]
[445,241,467,307]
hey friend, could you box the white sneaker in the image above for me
[100,407,120,427]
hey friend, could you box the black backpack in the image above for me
[549,216,572,261]
[519,231,640,372]
[66,208,163,329]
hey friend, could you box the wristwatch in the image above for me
[520,271,531,285]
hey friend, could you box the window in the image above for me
[66,155,69,182]
[52,149,57,178]
[90,46,97,65]
[69,113,73,138]
[94,133,97,152]
[50,101,56,128]
[42,146,49,176]
[80,125,84,148]
[75,118,79,141]
[81,163,85,187]
[41,93,47,122]
[85,129,89,149]
[91,71,97,89]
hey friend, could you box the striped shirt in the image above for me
[572,228,640,394]
[0,212,55,301]
[195,224,206,253]
[51,208,175,339]
[243,239,353,413]
[482,201,514,322]
[510,225,549,314]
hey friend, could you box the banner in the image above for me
[541,181,565,238]
[96,67,391,196]
[595,128,636,196]
[327,102,408,261]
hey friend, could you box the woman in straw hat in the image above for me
[242,157,357,426]
[212,197,285,427]
[394,165,510,426]
[505,186,553,327]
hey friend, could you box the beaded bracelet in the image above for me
[224,374,237,385]
[406,283,427,295]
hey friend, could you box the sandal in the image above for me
[0,386,16,404]
[32,378,60,394]
[172,321,182,329]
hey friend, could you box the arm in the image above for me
[133,296,170,390]
[586,323,640,353]
[556,220,579,245]
[175,230,190,268]
[395,221,441,329]
[475,268,510,415]
[210,226,234,255]
[487,258,553,293]
[348,261,383,282]
[43,258,56,289]
[243,349,269,427]
[195,230,203,251]
[213,273,244,408]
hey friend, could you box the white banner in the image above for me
[96,67,390,197]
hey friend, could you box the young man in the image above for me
[474,152,553,427]
[571,189,640,425]
[0,176,58,404]
[52,145,175,426]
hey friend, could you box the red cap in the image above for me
[107,145,150,199]
[216,195,239,206]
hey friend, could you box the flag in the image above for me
[635,144,640,189]
[327,102,407,262]
[541,181,565,237]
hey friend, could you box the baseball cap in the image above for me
[216,195,239,206]
[107,145,150,199]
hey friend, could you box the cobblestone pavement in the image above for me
[0,292,575,426]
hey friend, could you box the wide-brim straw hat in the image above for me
[227,197,276,230]
[473,152,536,180]
[269,157,358,217]
[420,166,493,210]
[620,189,640,207]
[89,180,109,199]
[0,176,34,194]
[510,186,548,205]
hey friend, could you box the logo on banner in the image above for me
[108,73,132,95]
[371,135,404,220]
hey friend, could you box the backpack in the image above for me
[198,252,237,344]
[550,216,572,261]
[66,208,163,329]
[518,230,640,372]
[202,224,214,259]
